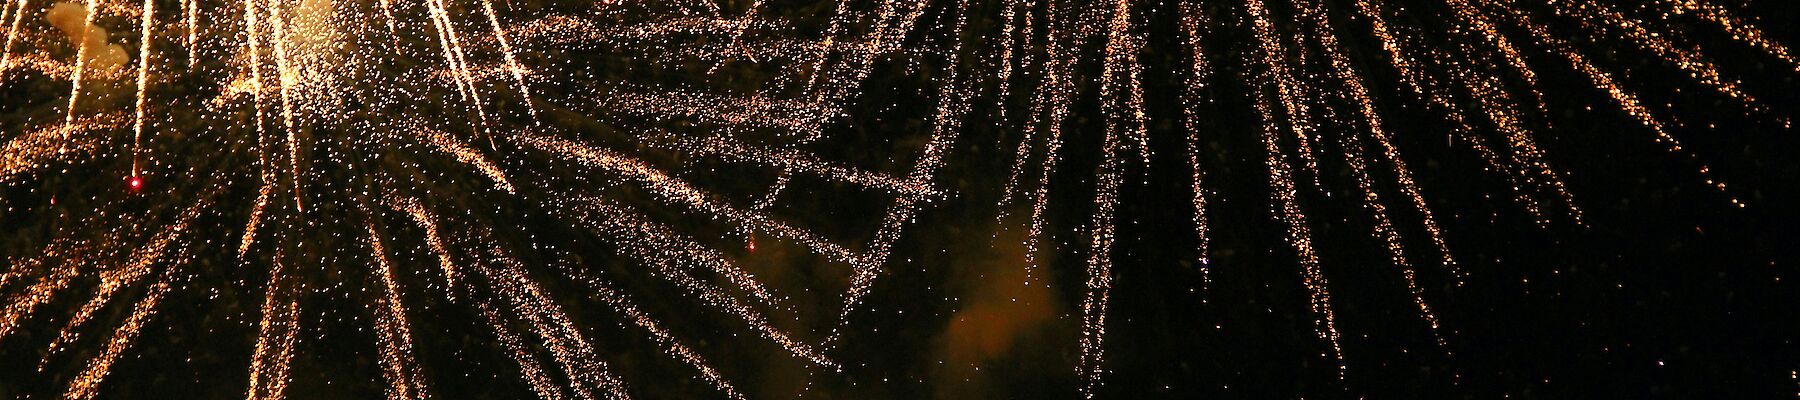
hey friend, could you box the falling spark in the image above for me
[64,269,176,400]
[388,194,465,296]
[477,300,565,400]
[1497,1,1741,206]
[422,0,491,137]
[182,0,193,66]
[639,131,934,196]
[473,237,631,400]
[516,131,861,265]
[1178,0,1215,284]
[0,0,28,68]
[1549,0,1763,111]
[246,259,299,400]
[0,242,89,342]
[1077,0,1142,395]
[1661,0,1800,73]
[0,114,120,183]
[1353,0,1538,216]
[269,7,305,211]
[44,199,205,362]
[239,180,275,258]
[365,222,431,399]
[129,0,151,176]
[1245,0,1346,375]
[390,124,516,193]
[828,0,973,350]
[1294,0,1463,305]
[63,0,99,124]
[557,261,746,399]
[1019,0,1082,278]
[552,197,831,367]
[476,0,537,121]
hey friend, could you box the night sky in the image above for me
[0,0,1797,398]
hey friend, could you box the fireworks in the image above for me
[0,0,1793,397]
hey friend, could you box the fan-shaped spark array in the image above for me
[0,0,1791,397]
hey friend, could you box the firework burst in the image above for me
[1,0,1795,397]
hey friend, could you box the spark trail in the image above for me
[245,258,299,400]
[365,223,431,399]
[1244,0,1346,376]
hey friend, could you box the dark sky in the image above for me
[1,0,1798,398]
